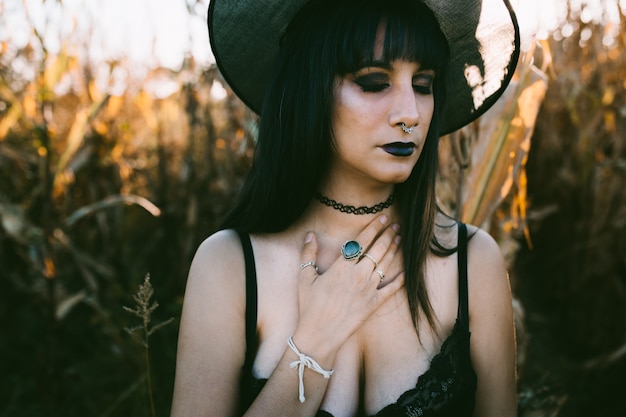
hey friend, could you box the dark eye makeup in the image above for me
[353,73,390,92]
[412,74,434,94]
[352,70,434,94]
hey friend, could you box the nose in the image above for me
[388,84,420,131]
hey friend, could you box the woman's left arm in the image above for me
[467,227,517,417]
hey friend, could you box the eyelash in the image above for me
[354,79,433,95]
[414,85,433,95]
[355,81,388,93]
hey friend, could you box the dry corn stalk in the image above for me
[458,41,551,231]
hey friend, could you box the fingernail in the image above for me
[379,215,388,224]
[392,223,400,232]
[395,235,402,245]
[304,232,313,244]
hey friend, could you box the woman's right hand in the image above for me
[172,218,405,417]
[292,215,405,366]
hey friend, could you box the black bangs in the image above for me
[282,0,449,79]
[334,1,449,75]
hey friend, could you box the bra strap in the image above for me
[457,223,470,328]
[236,230,258,374]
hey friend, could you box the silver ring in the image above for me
[375,269,385,282]
[300,260,318,272]
[400,123,415,134]
[341,240,363,261]
[361,253,379,269]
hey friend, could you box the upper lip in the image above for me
[382,141,416,147]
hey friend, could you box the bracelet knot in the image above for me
[287,337,334,403]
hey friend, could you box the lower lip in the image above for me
[382,145,415,157]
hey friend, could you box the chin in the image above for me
[391,166,416,182]
[380,172,412,185]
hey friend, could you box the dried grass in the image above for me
[1,4,625,416]
[513,12,626,417]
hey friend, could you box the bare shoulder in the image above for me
[462,224,513,330]
[171,229,248,415]
[430,222,510,321]
[465,224,508,287]
[189,229,246,281]
[184,229,247,308]
[182,228,249,339]
[192,228,246,270]
[463,225,518,416]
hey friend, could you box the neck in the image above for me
[285,184,399,274]
[314,192,394,215]
[295,185,398,240]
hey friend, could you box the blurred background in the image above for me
[0,0,624,416]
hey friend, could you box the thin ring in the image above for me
[300,260,318,272]
[341,240,363,261]
[375,269,385,282]
[400,123,415,134]
[361,253,379,269]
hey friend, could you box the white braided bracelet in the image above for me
[287,336,334,403]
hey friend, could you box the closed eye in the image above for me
[351,70,435,94]
[413,85,433,95]
[413,74,434,95]
[355,81,389,93]
[353,73,390,93]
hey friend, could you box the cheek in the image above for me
[333,103,367,144]
[334,84,378,125]
[335,100,359,127]
[422,95,435,120]
[421,98,435,124]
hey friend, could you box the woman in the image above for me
[171,0,520,416]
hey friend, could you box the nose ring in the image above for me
[400,123,415,134]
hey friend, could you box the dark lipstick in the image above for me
[382,142,415,157]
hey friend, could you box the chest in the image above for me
[248,236,465,416]
[357,295,454,413]
[253,284,459,415]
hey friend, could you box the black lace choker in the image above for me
[314,192,394,215]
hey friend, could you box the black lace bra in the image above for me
[236,224,477,416]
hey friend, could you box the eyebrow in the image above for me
[359,60,435,74]
[414,72,435,79]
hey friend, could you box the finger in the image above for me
[356,224,399,274]
[353,215,391,254]
[299,232,319,280]
[360,253,380,270]
[370,234,402,285]
[376,271,405,296]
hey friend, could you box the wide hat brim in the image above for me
[208,0,520,136]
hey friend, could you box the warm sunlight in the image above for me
[2,0,624,75]
[0,0,212,77]
[1,1,624,416]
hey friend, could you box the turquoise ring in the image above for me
[341,240,363,261]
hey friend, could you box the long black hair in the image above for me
[221,0,450,330]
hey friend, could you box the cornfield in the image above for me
[0,1,624,416]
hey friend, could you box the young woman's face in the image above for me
[330,56,435,187]
[328,21,436,188]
